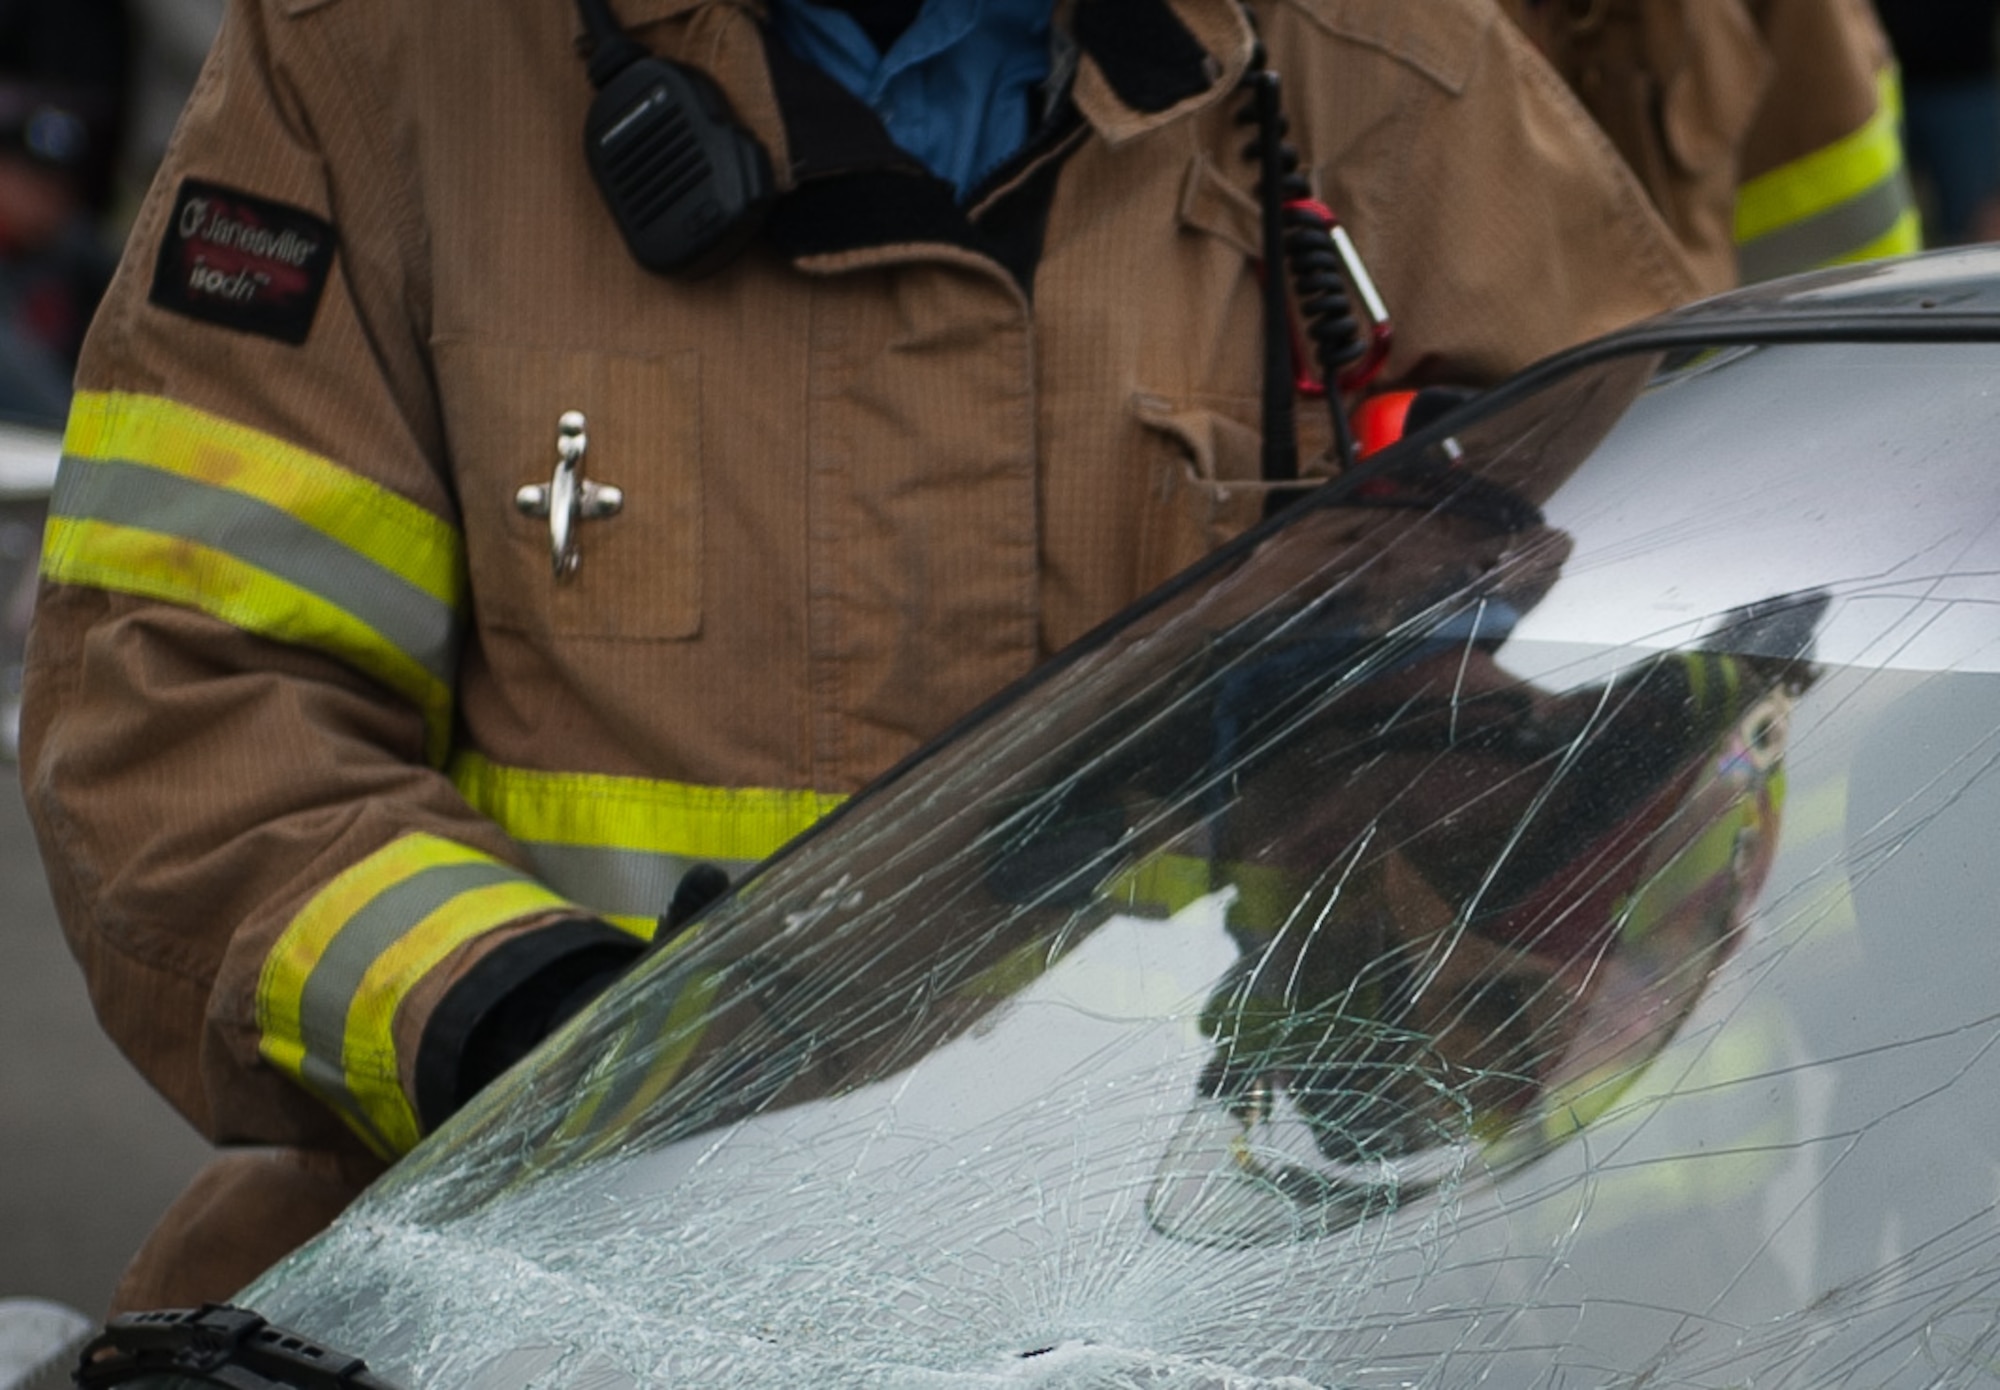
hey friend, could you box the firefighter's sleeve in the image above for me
[20,0,640,1162]
[1326,4,1707,385]
[1734,0,1920,282]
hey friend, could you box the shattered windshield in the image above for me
[238,340,2000,1390]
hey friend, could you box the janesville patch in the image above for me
[150,179,336,344]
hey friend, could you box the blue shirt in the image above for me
[770,0,1053,199]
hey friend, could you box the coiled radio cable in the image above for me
[1237,35,1393,491]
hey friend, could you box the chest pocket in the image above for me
[1127,155,1339,589]
[436,340,702,642]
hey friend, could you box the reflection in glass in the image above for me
[1147,590,1818,1246]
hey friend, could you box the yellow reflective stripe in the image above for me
[1736,176,1917,281]
[1539,1058,1645,1142]
[1735,71,1908,245]
[43,516,454,764]
[450,752,845,928]
[588,967,722,1138]
[48,392,464,764]
[1223,861,1307,937]
[1561,1003,1792,1214]
[1105,852,1298,932]
[1617,793,1764,946]
[450,752,843,858]
[260,835,488,1070]
[961,938,1056,997]
[344,877,577,1154]
[61,391,461,606]
[547,965,725,1162]
[1680,652,1742,723]
[257,833,577,1158]
[1107,853,1214,918]
[1831,206,1922,266]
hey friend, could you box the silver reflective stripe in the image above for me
[293,859,526,1126]
[297,1050,395,1157]
[571,971,716,1144]
[522,842,761,922]
[50,455,461,685]
[1737,172,1915,284]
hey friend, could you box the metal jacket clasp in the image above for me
[515,411,624,580]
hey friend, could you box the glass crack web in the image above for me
[242,344,2000,1390]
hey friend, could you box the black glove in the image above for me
[419,863,734,1128]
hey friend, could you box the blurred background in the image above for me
[3,0,2000,1324]
[0,0,221,1319]
[1879,0,2000,244]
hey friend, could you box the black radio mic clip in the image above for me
[574,0,776,278]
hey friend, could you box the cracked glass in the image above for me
[228,336,2000,1389]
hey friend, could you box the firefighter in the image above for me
[1502,0,1921,292]
[22,0,1704,1311]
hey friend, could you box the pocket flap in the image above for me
[437,340,703,643]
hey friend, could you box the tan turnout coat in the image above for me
[24,0,1700,1308]
[1501,0,1912,292]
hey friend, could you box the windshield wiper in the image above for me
[74,1305,399,1390]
